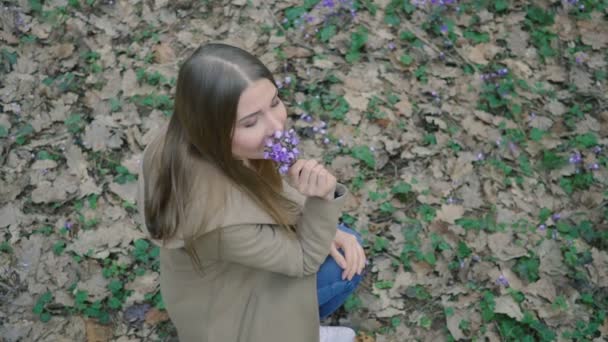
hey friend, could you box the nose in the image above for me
[266,112,285,137]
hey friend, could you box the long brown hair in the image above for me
[142,43,301,272]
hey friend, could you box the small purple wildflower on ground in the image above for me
[322,0,335,8]
[65,221,73,230]
[587,163,599,170]
[124,303,151,323]
[552,213,561,221]
[476,152,485,161]
[569,151,582,164]
[263,129,301,175]
[538,224,546,231]
[388,42,396,50]
[496,274,509,287]
[592,146,602,154]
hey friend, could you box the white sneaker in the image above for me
[319,325,356,342]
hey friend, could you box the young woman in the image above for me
[137,42,368,342]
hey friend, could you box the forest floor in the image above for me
[1,0,608,341]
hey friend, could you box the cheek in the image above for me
[233,130,264,151]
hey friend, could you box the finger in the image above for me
[311,164,323,190]
[331,245,347,269]
[319,170,328,187]
[357,238,365,274]
[289,160,305,180]
[351,244,361,279]
[300,162,314,192]
[302,160,319,193]
[344,244,356,280]
[358,245,366,275]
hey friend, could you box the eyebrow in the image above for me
[238,89,279,123]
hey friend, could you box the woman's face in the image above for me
[232,78,287,162]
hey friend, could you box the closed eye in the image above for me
[244,97,281,128]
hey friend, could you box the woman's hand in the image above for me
[286,159,336,200]
[329,229,366,281]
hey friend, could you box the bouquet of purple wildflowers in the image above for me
[263,129,300,175]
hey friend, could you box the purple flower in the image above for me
[552,213,561,221]
[284,76,292,85]
[65,221,73,230]
[440,24,448,33]
[588,163,599,170]
[592,146,602,155]
[275,80,283,89]
[388,42,396,50]
[263,129,301,174]
[496,274,509,287]
[538,224,546,231]
[569,151,582,164]
[322,0,335,8]
[476,152,485,161]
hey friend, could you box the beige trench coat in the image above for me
[136,126,349,342]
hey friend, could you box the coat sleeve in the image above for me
[217,183,349,277]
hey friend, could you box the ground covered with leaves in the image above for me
[1,0,608,341]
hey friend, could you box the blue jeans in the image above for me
[317,222,366,320]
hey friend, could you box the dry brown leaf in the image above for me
[85,318,113,342]
[145,307,170,325]
[577,13,608,50]
[525,277,557,302]
[494,295,524,321]
[436,204,465,224]
[153,42,176,63]
[487,232,528,261]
